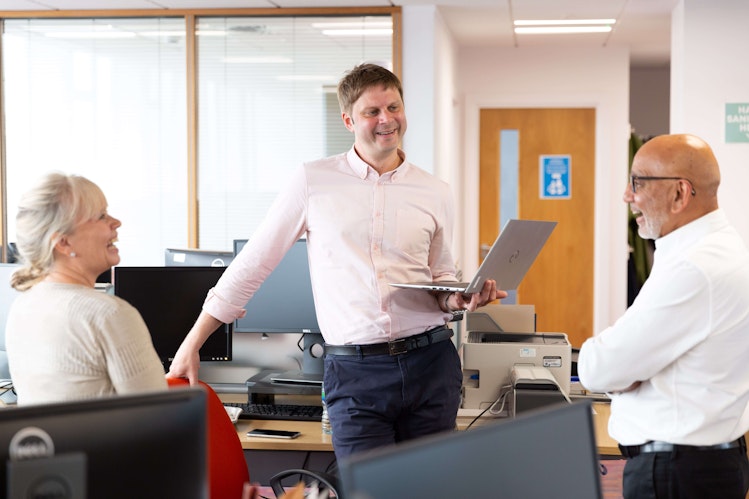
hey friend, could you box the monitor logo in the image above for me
[210,258,228,267]
[9,426,54,461]
[7,426,87,499]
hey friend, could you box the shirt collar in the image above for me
[346,147,409,179]
[655,209,728,254]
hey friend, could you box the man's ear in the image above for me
[341,112,355,132]
[670,180,692,214]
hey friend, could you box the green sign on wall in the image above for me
[726,103,749,143]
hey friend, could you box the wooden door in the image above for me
[479,108,595,347]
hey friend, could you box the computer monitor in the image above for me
[233,239,323,376]
[340,400,602,499]
[6,242,19,263]
[113,266,232,371]
[0,388,207,499]
[165,247,234,267]
[233,239,320,334]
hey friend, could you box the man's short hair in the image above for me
[337,63,403,115]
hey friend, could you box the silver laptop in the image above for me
[389,219,556,293]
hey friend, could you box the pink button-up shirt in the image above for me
[203,147,456,345]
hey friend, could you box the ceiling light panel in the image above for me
[514,26,612,35]
[514,19,615,26]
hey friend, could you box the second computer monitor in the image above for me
[233,239,323,375]
[164,247,234,267]
[232,239,320,335]
[113,266,232,371]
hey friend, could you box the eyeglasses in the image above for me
[629,175,696,196]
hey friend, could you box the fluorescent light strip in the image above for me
[515,26,612,34]
[514,19,615,26]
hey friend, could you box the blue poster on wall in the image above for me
[540,155,571,200]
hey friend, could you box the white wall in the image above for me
[401,5,437,174]
[402,5,463,259]
[671,0,749,243]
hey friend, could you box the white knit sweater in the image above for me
[6,282,167,405]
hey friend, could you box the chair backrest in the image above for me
[167,377,249,499]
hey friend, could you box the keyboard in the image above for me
[224,402,323,422]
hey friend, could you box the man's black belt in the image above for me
[324,326,453,357]
[619,435,747,458]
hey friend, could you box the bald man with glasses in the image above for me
[579,134,749,498]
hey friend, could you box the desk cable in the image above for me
[465,384,512,431]
[0,380,15,399]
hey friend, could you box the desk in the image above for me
[590,402,619,456]
[219,396,620,485]
[237,419,332,451]
[219,393,337,484]
[227,399,620,456]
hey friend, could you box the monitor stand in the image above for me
[268,333,325,385]
[302,332,324,375]
[245,333,326,403]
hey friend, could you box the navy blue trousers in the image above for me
[623,447,749,499]
[323,339,462,461]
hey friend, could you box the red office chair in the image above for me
[167,378,250,499]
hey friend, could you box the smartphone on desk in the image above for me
[247,429,301,439]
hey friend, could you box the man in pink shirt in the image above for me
[168,63,502,459]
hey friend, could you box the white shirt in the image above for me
[204,148,456,345]
[578,209,749,446]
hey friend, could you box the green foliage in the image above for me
[628,133,652,287]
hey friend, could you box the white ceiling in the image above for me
[0,0,678,67]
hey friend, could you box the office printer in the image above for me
[461,305,571,412]
[508,365,569,416]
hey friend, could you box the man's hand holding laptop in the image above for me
[435,279,505,313]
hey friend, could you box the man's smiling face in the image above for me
[344,84,407,168]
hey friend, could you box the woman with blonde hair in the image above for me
[6,172,166,404]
